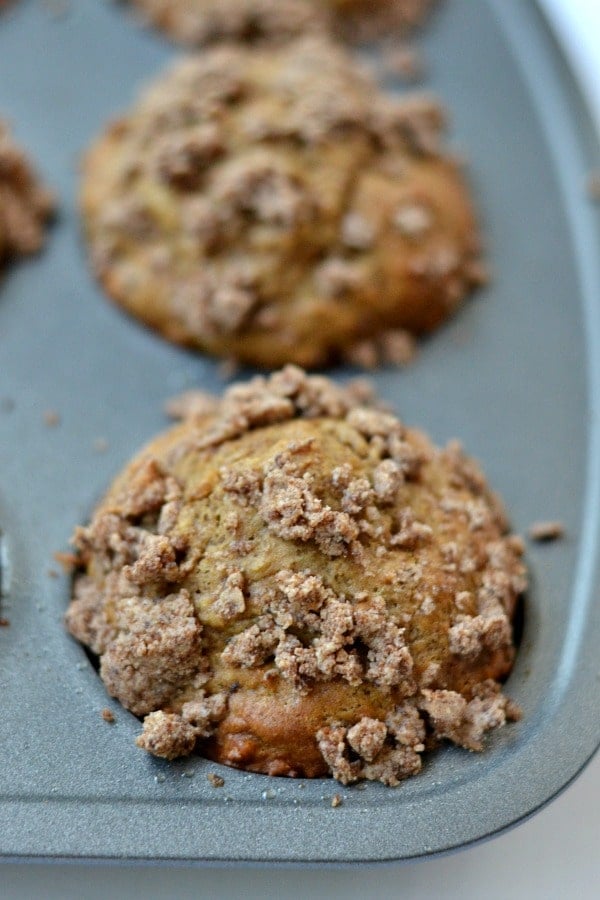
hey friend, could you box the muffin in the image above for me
[66,367,525,786]
[0,120,54,275]
[81,36,483,369]
[127,0,437,47]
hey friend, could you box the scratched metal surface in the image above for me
[0,0,598,864]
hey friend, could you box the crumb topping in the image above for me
[136,690,228,760]
[316,703,425,786]
[420,680,519,752]
[99,590,203,716]
[221,571,415,693]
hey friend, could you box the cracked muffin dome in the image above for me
[66,368,526,786]
[128,0,437,47]
[81,36,483,369]
[0,120,54,275]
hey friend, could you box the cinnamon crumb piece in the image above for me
[373,459,404,503]
[212,571,247,620]
[393,202,433,238]
[43,409,60,427]
[182,692,228,736]
[342,339,380,370]
[92,437,109,454]
[419,681,514,752]
[101,590,203,716]
[505,699,523,722]
[527,520,564,542]
[164,389,218,421]
[136,711,198,760]
[382,43,425,83]
[101,708,115,723]
[259,448,359,557]
[47,568,59,579]
[343,329,417,370]
[0,617,9,627]
[347,718,387,762]
[340,212,376,250]
[331,794,343,808]
[53,550,78,573]
[222,616,281,668]
[465,258,491,287]
[218,357,240,380]
[207,772,225,788]
[379,330,417,366]
[448,612,511,659]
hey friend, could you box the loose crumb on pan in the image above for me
[527,520,564,542]
[217,358,241,381]
[343,329,417,370]
[587,170,600,202]
[54,550,79,573]
[0,617,9,627]
[331,794,343,808]
[381,42,425,83]
[43,409,61,427]
[92,437,109,454]
[101,708,116,723]
[207,772,225,788]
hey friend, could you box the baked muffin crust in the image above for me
[66,368,525,785]
[128,0,437,47]
[0,120,54,274]
[81,36,482,369]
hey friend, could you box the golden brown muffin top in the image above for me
[0,120,54,269]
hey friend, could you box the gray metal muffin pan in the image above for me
[0,0,599,866]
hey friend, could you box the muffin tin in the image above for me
[0,0,599,864]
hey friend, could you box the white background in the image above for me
[3,1,600,896]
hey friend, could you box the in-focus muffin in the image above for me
[81,36,483,369]
[0,120,54,276]
[127,0,437,47]
[66,367,525,786]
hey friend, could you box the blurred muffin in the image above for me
[0,120,54,275]
[127,0,437,47]
[81,36,482,369]
[66,367,525,785]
